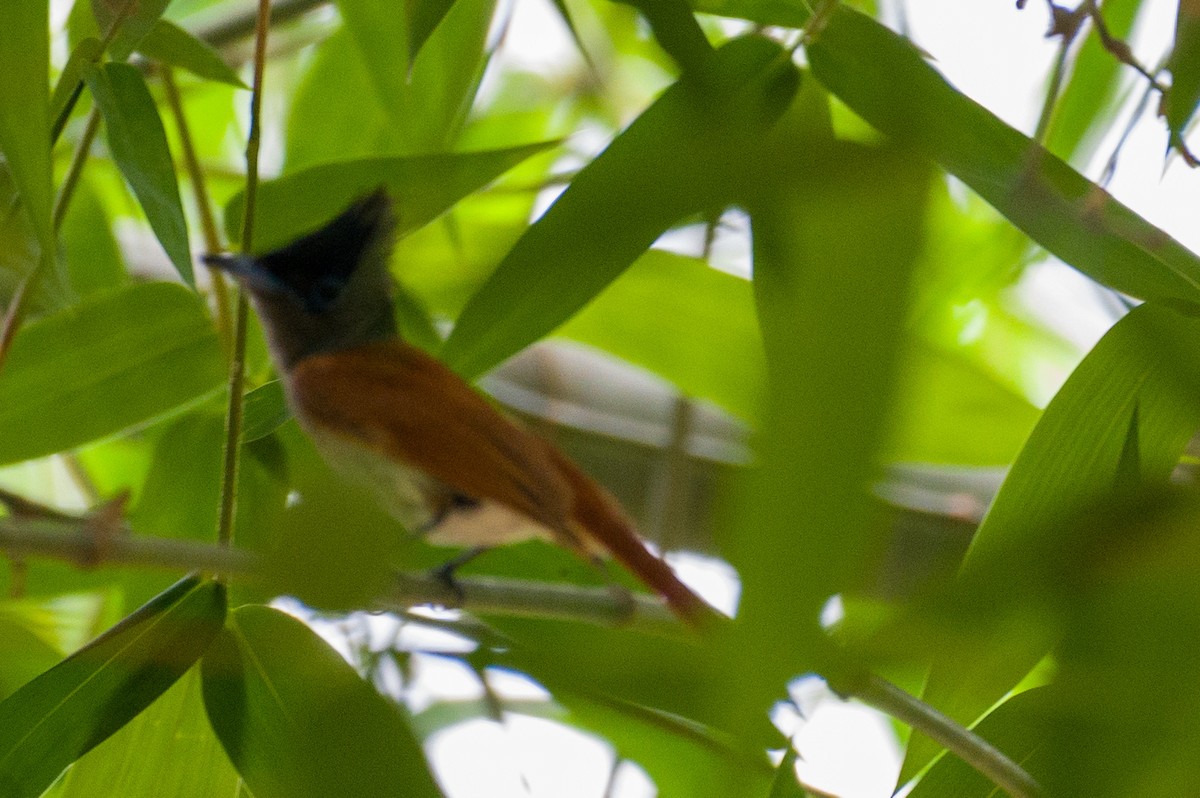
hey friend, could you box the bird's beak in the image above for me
[202,253,285,294]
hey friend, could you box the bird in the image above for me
[205,189,715,627]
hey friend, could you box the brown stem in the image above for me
[160,67,234,354]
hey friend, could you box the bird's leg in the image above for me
[430,546,488,604]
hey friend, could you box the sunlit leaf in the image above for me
[49,667,244,798]
[906,688,1051,797]
[83,62,193,284]
[201,605,442,798]
[905,302,1200,779]
[807,6,1200,307]
[0,576,225,798]
[0,283,224,466]
[556,249,764,421]
[1046,0,1145,163]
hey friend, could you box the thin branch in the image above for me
[195,0,326,49]
[216,0,272,552]
[838,673,1043,798]
[0,516,257,575]
[0,514,680,632]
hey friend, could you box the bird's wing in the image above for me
[287,339,574,534]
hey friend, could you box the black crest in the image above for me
[256,189,395,312]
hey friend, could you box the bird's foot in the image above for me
[429,547,486,607]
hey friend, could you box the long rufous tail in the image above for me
[544,445,719,628]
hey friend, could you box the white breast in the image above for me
[305,425,556,547]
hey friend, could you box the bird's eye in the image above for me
[309,277,343,309]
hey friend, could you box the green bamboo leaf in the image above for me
[130,412,224,544]
[60,176,128,297]
[407,0,457,68]
[721,141,933,738]
[686,0,809,27]
[768,748,807,798]
[91,0,170,61]
[556,249,765,422]
[0,283,225,466]
[442,35,799,380]
[1046,0,1144,163]
[487,614,781,753]
[337,0,496,151]
[906,688,1050,798]
[0,610,64,703]
[0,0,54,253]
[49,37,104,138]
[1037,494,1200,797]
[0,576,226,798]
[225,142,556,253]
[1166,0,1200,152]
[806,6,1200,307]
[552,690,773,797]
[201,605,442,798]
[242,380,290,444]
[136,20,247,88]
[904,302,1200,780]
[404,0,497,149]
[49,667,244,798]
[84,62,193,284]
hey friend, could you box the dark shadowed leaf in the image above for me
[91,0,169,61]
[686,0,810,27]
[50,37,104,134]
[408,0,458,67]
[84,62,193,284]
[1166,0,1200,153]
[242,380,290,443]
[442,35,799,380]
[716,141,932,747]
[201,605,442,798]
[0,0,54,253]
[224,142,557,254]
[136,20,247,88]
[0,576,225,798]
[0,283,224,466]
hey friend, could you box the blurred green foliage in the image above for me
[0,1,1198,796]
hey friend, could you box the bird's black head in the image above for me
[204,189,400,367]
[208,189,396,313]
